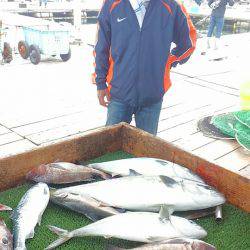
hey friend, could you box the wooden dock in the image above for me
[0,25,249,182]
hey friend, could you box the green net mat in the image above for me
[211,112,250,151]
[234,122,250,150]
[234,111,250,128]
[211,113,237,138]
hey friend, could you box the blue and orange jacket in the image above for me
[94,0,196,106]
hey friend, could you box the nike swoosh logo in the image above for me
[117,17,127,23]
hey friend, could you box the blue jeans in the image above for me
[106,100,163,135]
[207,16,224,38]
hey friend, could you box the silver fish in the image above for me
[45,206,207,250]
[0,219,13,250]
[50,190,122,221]
[26,162,110,184]
[54,175,225,212]
[113,238,216,250]
[88,157,204,183]
[12,183,50,250]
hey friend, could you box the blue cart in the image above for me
[18,26,71,65]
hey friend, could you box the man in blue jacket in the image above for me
[207,0,235,49]
[93,0,196,135]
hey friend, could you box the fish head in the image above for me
[33,183,50,199]
[50,190,71,203]
[184,182,226,207]
[196,184,226,207]
[26,164,48,182]
[171,216,207,239]
[0,221,13,250]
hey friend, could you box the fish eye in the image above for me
[2,237,8,245]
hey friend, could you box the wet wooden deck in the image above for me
[0,29,249,182]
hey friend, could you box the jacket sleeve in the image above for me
[93,1,111,90]
[170,3,197,68]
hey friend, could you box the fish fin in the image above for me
[47,225,68,236]
[111,173,121,178]
[159,176,178,187]
[104,235,112,239]
[97,201,112,207]
[38,213,43,226]
[159,205,174,221]
[0,204,12,211]
[113,207,126,213]
[129,169,141,176]
[27,229,35,239]
[50,163,69,170]
[45,236,72,250]
[147,236,169,242]
[9,211,14,220]
[163,238,191,244]
[46,225,72,249]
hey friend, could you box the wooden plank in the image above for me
[192,140,240,160]
[174,132,216,151]
[184,78,238,96]
[121,124,250,212]
[158,121,198,142]
[12,108,105,137]
[239,165,250,179]
[0,140,36,158]
[0,133,23,146]
[26,117,105,145]
[215,148,250,172]
[0,126,10,136]
[160,102,210,121]
[0,124,122,191]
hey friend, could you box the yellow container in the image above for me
[240,81,250,110]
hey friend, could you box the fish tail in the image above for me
[45,225,73,250]
[0,204,12,211]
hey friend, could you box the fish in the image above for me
[88,157,205,183]
[53,175,225,212]
[0,204,12,212]
[109,238,216,250]
[45,206,207,250]
[0,219,13,250]
[12,183,50,250]
[26,162,110,184]
[50,190,122,221]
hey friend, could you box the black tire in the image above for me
[29,45,41,65]
[60,48,71,62]
[18,40,29,59]
[2,42,13,63]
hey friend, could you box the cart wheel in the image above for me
[60,48,71,62]
[18,41,29,59]
[29,45,41,65]
[2,42,13,63]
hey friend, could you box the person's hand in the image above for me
[97,89,110,107]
